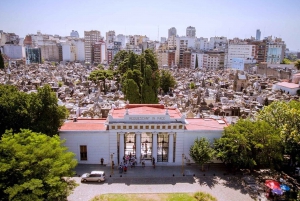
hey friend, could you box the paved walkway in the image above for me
[69,163,255,201]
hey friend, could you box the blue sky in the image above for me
[1,0,300,51]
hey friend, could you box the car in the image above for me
[81,171,105,183]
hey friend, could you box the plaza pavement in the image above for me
[68,163,257,201]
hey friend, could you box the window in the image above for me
[140,125,143,129]
[117,126,121,129]
[80,145,87,161]
[111,126,115,129]
[151,126,155,129]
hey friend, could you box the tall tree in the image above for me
[195,54,198,69]
[123,79,140,103]
[189,138,215,171]
[0,50,4,70]
[141,65,159,104]
[159,69,176,94]
[0,129,77,201]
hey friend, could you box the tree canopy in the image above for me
[0,129,77,201]
[281,58,291,64]
[110,49,167,104]
[88,70,114,94]
[0,84,68,137]
[189,138,214,170]
[160,69,176,94]
[214,119,282,170]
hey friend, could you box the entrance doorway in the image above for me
[141,132,152,160]
[157,133,169,162]
[125,133,135,157]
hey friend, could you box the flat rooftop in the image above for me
[185,118,227,131]
[60,119,107,131]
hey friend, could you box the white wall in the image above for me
[3,44,25,59]
[60,131,110,164]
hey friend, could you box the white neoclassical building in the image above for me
[60,104,227,166]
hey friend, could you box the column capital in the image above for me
[135,132,141,135]
[168,132,175,135]
[119,132,125,135]
[152,131,158,135]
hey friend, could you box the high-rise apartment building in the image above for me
[256,29,261,41]
[186,26,196,37]
[168,27,177,38]
[84,30,101,63]
[106,31,115,44]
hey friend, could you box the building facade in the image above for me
[60,104,226,166]
[168,27,177,38]
[84,30,101,64]
[186,26,196,37]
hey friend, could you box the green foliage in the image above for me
[88,70,114,94]
[58,81,63,87]
[281,58,291,64]
[0,50,4,70]
[195,54,198,69]
[295,60,300,70]
[0,84,69,137]
[190,82,195,89]
[0,129,77,201]
[194,192,217,201]
[214,119,282,170]
[189,138,214,170]
[111,49,160,104]
[160,69,176,93]
[97,64,104,70]
[123,79,140,103]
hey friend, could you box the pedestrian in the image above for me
[142,159,145,168]
[100,158,104,165]
[123,156,125,163]
[152,157,155,169]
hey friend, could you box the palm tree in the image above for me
[295,60,300,70]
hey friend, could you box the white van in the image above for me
[81,171,105,183]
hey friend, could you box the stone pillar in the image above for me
[168,132,174,163]
[152,132,158,162]
[119,132,124,163]
[135,132,141,163]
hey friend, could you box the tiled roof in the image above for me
[112,106,182,119]
[185,118,228,131]
[60,119,107,131]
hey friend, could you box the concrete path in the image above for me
[68,164,255,201]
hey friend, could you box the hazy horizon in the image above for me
[1,0,299,51]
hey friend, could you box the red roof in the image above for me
[112,105,182,119]
[60,119,107,131]
[185,119,228,131]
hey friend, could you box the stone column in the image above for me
[152,132,158,162]
[168,132,174,163]
[135,132,141,163]
[119,132,124,163]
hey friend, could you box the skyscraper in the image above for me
[168,27,177,38]
[70,30,79,38]
[186,26,196,37]
[84,30,101,63]
[256,29,261,41]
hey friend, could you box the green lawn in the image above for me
[91,192,217,201]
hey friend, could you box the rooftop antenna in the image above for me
[158,25,159,41]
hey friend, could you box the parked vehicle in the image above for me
[81,171,105,183]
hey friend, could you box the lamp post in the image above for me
[182,153,185,175]
[110,153,114,175]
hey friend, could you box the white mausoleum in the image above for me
[60,104,227,166]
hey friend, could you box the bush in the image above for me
[194,192,217,201]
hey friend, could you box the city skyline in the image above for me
[1,0,300,51]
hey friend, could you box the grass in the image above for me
[90,192,217,201]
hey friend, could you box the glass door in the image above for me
[141,132,152,160]
[125,133,135,157]
[157,133,169,162]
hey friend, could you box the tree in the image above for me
[214,119,282,170]
[294,60,300,70]
[0,50,4,70]
[189,138,214,171]
[159,69,176,94]
[123,79,140,103]
[258,100,300,164]
[97,64,104,70]
[88,70,114,94]
[141,65,159,104]
[281,58,291,64]
[0,84,68,137]
[0,129,77,201]
[195,54,198,69]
